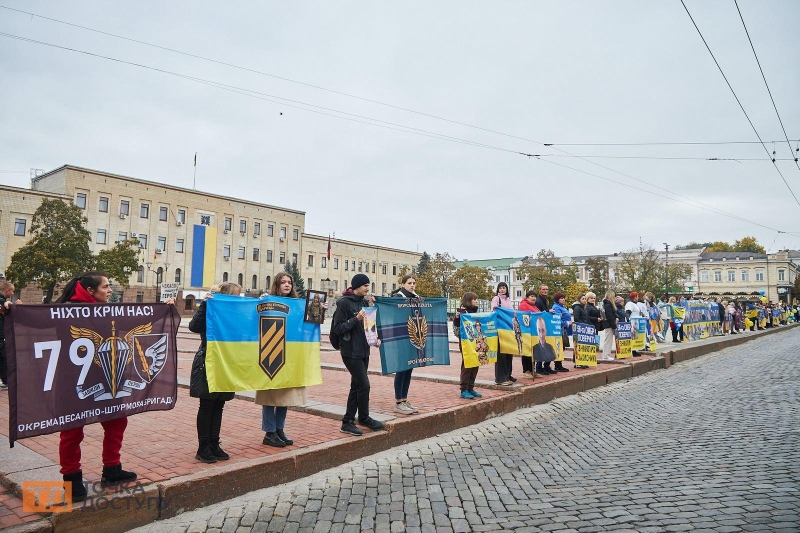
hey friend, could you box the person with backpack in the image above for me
[331,274,384,436]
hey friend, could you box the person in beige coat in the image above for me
[256,272,322,447]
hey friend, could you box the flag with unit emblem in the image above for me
[205,294,322,392]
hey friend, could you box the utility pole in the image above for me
[663,243,670,297]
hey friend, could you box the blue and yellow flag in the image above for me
[495,307,532,356]
[459,312,498,368]
[205,294,322,392]
[375,296,449,375]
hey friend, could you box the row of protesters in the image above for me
[453,292,484,399]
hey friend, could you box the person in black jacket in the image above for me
[534,285,555,374]
[332,274,384,436]
[0,281,16,390]
[189,283,240,463]
[572,293,590,369]
[601,290,618,360]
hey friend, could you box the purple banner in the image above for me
[6,303,180,444]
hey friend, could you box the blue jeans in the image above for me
[261,405,287,432]
[394,369,413,400]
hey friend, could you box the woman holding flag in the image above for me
[392,275,420,415]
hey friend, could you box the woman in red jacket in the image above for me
[518,290,540,378]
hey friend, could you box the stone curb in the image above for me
[10,323,797,532]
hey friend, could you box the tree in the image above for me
[412,252,454,297]
[447,265,493,300]
[674,242,713,250]
[585,256,610,296]
[732,236,766,254]
[6,199,92,303]
[793,275,800,300]
[285,259,306,298]
[94,239,141,287]
[417,252,431,276]
[706,241,732,252]
[515,249,578,294]
[564,281,589,306]
[617,245,692,297]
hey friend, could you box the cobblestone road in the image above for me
[139,330,800,533]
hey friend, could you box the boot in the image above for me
[195,438,217,463]
[209,438,230,460]
[276,429,293,445]
[262,432,286,447]
[63,470,87,502]
[101,463,137,487]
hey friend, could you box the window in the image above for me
[292,229,299,241]
[279,251,286,264]
[292,253,298,264]
[177,209,186,224]
[253,248,260,261]
[517,290,522,298]
[280,227,287,240]
[118,231,128,243]
[358,262,363,272]
[237,246,246,260]
[223,272,229,282]
[778,269,786,282]
[334,258,339,269]
[138,234,148,249]
[254,222,260,236]
[308,278,313,290]
[157,236,167,252]
[727,270,736,282]
[176,238,184,253]
[265,275,271,288]
[372,262,376,274]
[345,261,349,271]
[223,245,231,259]
[252,275,258,290]
[371,282,375,293]
[224,217,232,231]
[175,268,182,283]
[184,297,194,311]
[267,224,274,237]
[714,271,722,282]
[321,257,327,268]
[156,267,163,284]
[240,220,247,233]
[741,270,750,282]
[755,269,764,282]
[14,218,26,236]
[614,272,619,283]
[351,260,355,271]
[76,193,87,209]
[97,229,107,244]
[136,293,144,303]
[700,271,709,283]
[137,266,145,283]
[238,273,244,286]
[382,264,387,275]
[99,196,109,212]
[382,283,387,295]
[393,265,397,276]
[140,203,150,218]
[120,200,130,216]
[159,206,168,221]
[266,250,273,262]
[308,255,314,267]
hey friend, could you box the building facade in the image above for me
[697,251,797,303]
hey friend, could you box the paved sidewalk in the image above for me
[0,321,791,532]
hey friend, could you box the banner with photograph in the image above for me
[681,301,722,340]
[459,312,498,368]
[375,296,449,375]
[630,317,647,351]
[6,303,180,444]
[532,312,564,362]
[616,322,632,359]
[495,307,532,356]
[573,323,598,367]
[363,307,379,346]
[206,295,322,391]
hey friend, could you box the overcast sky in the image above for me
[1,1,799,260]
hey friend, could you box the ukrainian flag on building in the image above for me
[190,224,217,287]
[205,294,322,392]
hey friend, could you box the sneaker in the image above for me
[394,402,414,414]
[468,390,482,398]
[497,380,513,386]
[460,390,474,399]
[403,401,419,413]
[533,372,544,378]
[522,371,533,378]
[509,376,517,382]
[340,422,363,436]
[0,383,7,390]
[358,417,384,431]
[556,367,569,373]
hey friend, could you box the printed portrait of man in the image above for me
[533,316,556,362]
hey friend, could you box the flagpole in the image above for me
[193,152,197,190]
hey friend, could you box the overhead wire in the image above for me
[544,140,799,146]
[680,0,800,208]
[1,28,799,239]
[733,0,800,170]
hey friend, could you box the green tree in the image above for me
[732,236,766,254]
[515,249,578,294]
[94,239,141,287]
[585,256,610,296]
[617,245,692,296]
[285,259,306,298]
[417,251,431,276]
[674,241,713,250]
[564,281,589,306]
[447,265,493,300]
[413,252,454,297]
[6,198,92,303]
[706,241,732,252]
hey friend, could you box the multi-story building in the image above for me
[697,251,797,303]
[451,257,524,302]
[0,165,419,309]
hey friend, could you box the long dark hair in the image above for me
[56,271,108,303]
[269,271,298,298]
[461,292,478,310]
[496,282,509,296]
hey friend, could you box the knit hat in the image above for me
[350,273,370,289]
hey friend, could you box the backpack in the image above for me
[329,327,341,350]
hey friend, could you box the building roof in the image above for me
[698,252,767,262]
[302,233,420,257]
[32,165,306,215]
[0,184,70,199]
[452,257,524,270]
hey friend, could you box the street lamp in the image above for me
[145,260,170,300]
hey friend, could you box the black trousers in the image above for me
[671,324,684,342]
[521,356,533,373]
[0,339,6,384]
[494,353,513,383]
[342,355,370,423]
[197,398,226,441]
